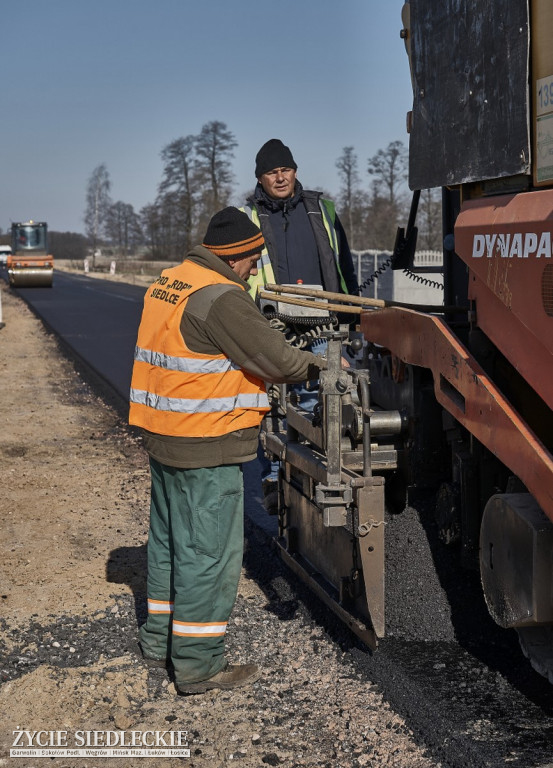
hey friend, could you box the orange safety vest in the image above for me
[129,260,269,438]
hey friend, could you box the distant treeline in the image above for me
[15,122,443,265]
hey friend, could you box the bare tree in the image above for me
[335,146,366,250]
[367,140,408,206]
[418,188,442,251]
[106,201,143,256]
[141,195,186,262]
[194,120,237,229]
[139,121,238,261]
[360,141,410,251]
[158,136,197,253]
[362,179,402,251]
[84,164,112,267]
[141,203,165,260]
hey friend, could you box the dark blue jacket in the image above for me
[247,182,359,295]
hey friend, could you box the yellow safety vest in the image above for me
[129,261,269,438]
[241,197,347,299]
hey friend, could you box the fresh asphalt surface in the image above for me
[9,270,146,402]
[6,269,553,767]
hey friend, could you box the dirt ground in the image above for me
[0,277,438,768]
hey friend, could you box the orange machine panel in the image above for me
[360,307,553,523]
[454,189,553,411]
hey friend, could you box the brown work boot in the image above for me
[176,664,260,695]
[136,641,172,669]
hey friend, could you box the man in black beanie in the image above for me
[241,140,359,501]
[129,207,326,695]
[244,139,358,299]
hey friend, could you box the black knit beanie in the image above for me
[202,207,264,260]
[255,139,297,178]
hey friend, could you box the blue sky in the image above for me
[2,1,412,235]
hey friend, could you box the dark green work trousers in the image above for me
[139,458,244,685]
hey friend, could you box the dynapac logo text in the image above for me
[472,232,552,258]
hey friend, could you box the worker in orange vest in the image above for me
[129,207,325,694]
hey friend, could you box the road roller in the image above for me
[8,221,54,288]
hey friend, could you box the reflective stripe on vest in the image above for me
[134,345,240,374]
[130,388,269,414]
[319,199,339,256]
[240,205,275,298]
[315,198,348,294]
[129,260,269,437]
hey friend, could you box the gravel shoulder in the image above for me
[0,278,439,768]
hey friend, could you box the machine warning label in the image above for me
[536,75,553,183]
